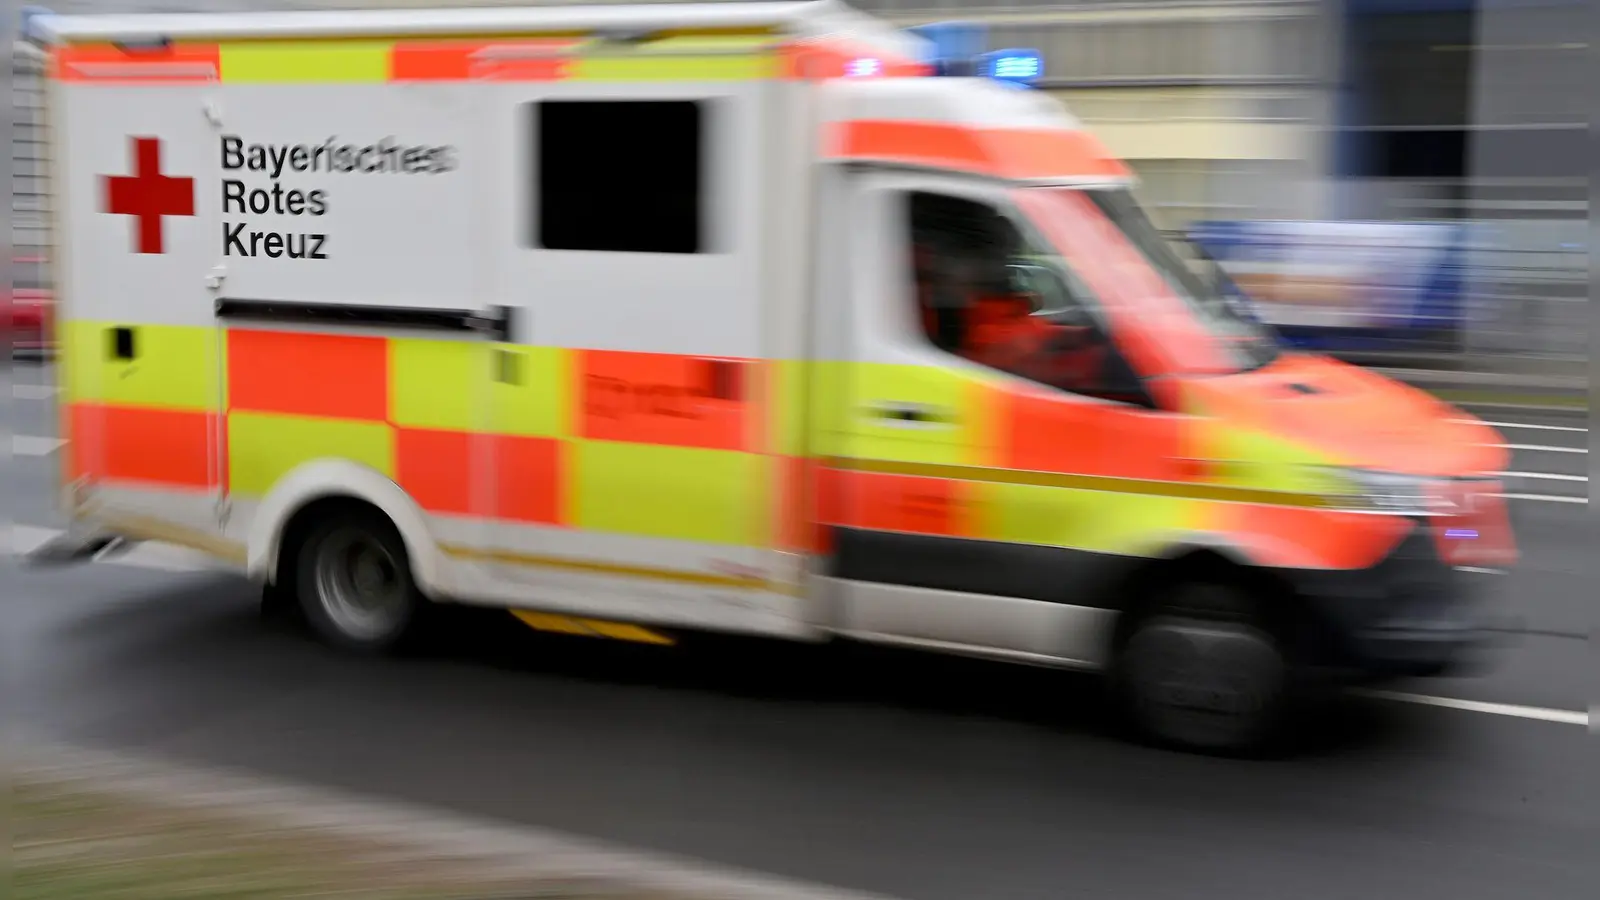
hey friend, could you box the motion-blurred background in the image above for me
[11,0,1588,378]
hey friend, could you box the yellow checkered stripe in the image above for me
[60,318,1362,570]
[61,322,777,550]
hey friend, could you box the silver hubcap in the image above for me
[314,528,406,643]
[1127,617,1285,748]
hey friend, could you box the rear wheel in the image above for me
[1112,582,1295,755]
[292,508,424,654]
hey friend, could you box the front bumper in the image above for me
[1289,526,1496,679]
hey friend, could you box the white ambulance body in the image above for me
[33,2,1508,754]
[40,0,1072,644]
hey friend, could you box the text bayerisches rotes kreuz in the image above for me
[221,135,458,260]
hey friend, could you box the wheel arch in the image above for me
[1106,534,1302,654]
[246,459,448,598]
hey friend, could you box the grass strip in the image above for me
[15,772,682,900]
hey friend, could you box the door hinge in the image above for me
[215,498,232,530]
[202,96,223,127]
[205,265,227,290]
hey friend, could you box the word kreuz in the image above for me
[224,223,327,260]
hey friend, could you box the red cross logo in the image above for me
[102,136,195,254]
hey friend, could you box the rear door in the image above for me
[55,51,225,538]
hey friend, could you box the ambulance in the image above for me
[28,1,1515,754]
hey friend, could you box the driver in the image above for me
[962,226,1086,380]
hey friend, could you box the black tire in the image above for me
[292,507,424,655]
[1111,581,1296,755]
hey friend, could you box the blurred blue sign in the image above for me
[980,48,1043,84]
[1188,220,1478,352]
[905,21,986,76]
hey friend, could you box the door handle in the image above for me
[866,402,955,427]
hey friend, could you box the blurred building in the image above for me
[328,0,1342,230]
[1333,0,1586,220]
[11,0,1586,358]
[1328,0,1587,359]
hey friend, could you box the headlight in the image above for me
[1319,468,1456,516]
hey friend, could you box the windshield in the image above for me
[1013,187,1281,376]
[1080,188,1280,372]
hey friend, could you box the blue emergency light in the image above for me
[20,6,54,43]
[844,57,882,77]
[981,49,1044,85]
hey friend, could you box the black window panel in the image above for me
[531,100,705,254]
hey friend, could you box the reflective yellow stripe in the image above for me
[61,321,220,411]
[444,544,765,590]
[570,441,767,546]
[227,412,394,496]
[220,40,390,83]
[829,456,1341,509]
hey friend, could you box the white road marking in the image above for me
[1494,493,1586,505]
[1498,444,1586,454]
[1454,566,1508,576]
[11,383,59,400]
[1356,689,1589,727]
[5,524,228,573]
[1499,471,1587,482]
[11,435,65,456]
[1461,419,1587,434]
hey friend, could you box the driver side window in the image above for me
[905,191,1145,406]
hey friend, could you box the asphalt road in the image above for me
[4,361,1592,900]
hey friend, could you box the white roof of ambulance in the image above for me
[29,0,924,59]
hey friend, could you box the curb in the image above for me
[10,737,902,900]
[1424,388,1588,411]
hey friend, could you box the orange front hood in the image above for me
[1179,354,1508,477]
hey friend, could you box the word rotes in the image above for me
[220,134,458,261]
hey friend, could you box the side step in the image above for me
[512,610,675,646]
[21,528,135,567]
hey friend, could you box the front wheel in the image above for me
[293,509,424,655]
[1112,584,1294,755]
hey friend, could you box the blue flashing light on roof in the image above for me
[981,49,1044,85]
[20,6,55,43]
[845,57,882,77]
